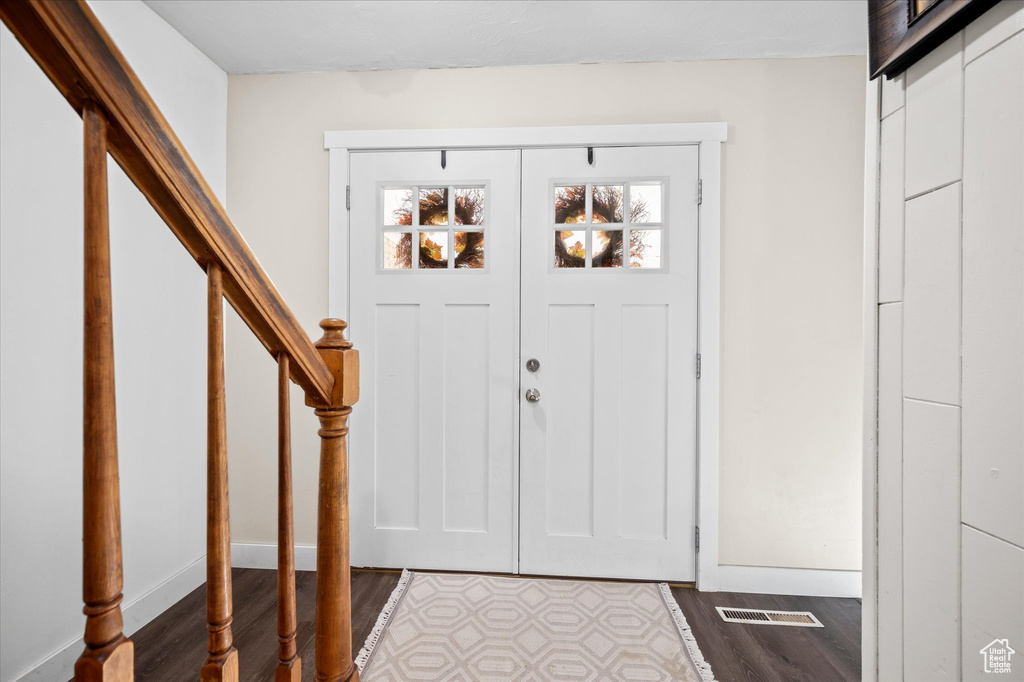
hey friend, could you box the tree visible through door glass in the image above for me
[379,185,487,270]
[551,181,665,270]
[630,230,661,268]
[630,185,662,223]
[592,185,623,223]
[383,232,412,269]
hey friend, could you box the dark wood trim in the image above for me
[869,0,1000,79]
[0,0,334,403]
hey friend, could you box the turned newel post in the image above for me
[305,319,360,682]
[77,99,133,682]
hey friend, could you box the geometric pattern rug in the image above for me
[356,571,717,681]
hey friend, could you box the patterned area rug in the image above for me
[356,571,717,681]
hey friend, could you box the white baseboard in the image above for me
[716,564,862,598]
[15,555,206,682]
[231,542,318,572]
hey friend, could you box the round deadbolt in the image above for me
[526,358,541,372]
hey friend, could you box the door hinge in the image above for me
[345,185,351,210]
[695,526,700,552]
[696,353,702,379]
[697,179,703,205]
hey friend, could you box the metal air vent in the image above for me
[715,606,823,627]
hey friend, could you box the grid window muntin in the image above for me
[379,182,488,272]
[551,179,668,271]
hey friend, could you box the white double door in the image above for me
[348,145,698,581]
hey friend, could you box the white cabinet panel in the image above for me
[878,303,904,680]
[904,184,961,405]
[962,32,1024,549]
[879,109,906,303]
[965,0,1024,64]
[961,526,1024,681]
[906,32,964,197]
[903,399,961,681]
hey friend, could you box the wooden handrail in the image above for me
[0,0,333,404]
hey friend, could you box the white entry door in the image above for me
[347,145,698,581]
[519,146,699,582]
[348,149,520,572]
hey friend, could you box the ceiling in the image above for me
[143,0,867,75]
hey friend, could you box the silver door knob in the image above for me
[526,358,541,372]
[525,388,541,403]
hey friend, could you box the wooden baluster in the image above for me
[276,353,301,681]
[305,319,360,682]
[202,261,238,681]
[76,99,133,682]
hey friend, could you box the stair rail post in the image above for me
[202,261,238,681]
[76,98,133,682]
[276,352,301,681]
[305,319,360,682]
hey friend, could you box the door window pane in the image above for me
[454,187,485,225]
[384,188,413,226]
[419,188,449,225]
[455,231,485,269]
[592,185,623,223]
[630,230,662,268]
[629,185,662,223]
[555,186,587,224]
[555,230,586,268]
[593,230,623,268]
[419,231,449,268]
[383,232,412,269]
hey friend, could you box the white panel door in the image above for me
[519,146,699,581]
[348,150,519,572]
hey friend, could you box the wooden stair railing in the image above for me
[0,2,359,681]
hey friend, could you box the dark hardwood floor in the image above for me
[130,568,860,681]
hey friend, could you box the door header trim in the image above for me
[325,123,728,151]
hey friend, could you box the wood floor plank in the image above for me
[130,568,859,681]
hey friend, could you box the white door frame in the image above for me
[324,122,726,590]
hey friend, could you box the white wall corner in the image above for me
[232,542,318,572]
[14,556,206,682]
[716,565,863,599]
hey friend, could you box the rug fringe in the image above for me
[658,582,718,682]
[355,568,412,671]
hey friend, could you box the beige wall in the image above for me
[225,56,866,571]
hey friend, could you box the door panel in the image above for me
[348,149,520,572]
[519,146,699,581]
